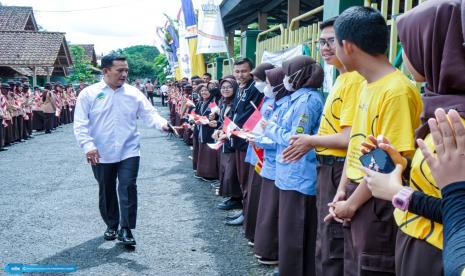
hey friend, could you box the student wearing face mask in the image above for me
[253,67,291,266]
[230,63,274,234]
[263,56,324,276]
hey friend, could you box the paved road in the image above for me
[0,98,273,276]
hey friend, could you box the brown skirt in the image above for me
[278,189,317,276]
[196,142,219,179]
[183,127,193,145]
[254,177,279,260]
[219,152,241,198]
[344,182,397,276]
[234,150,249,197]
[244,164,262,241]
[192,134,199,171]
[395,231,443,276]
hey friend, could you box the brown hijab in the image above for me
[251,63,275,82]
[397,0,465,139]
[282,55,324,90]
[265,67,289,100]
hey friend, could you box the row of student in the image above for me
[0,81,79,151]
[166,1,465,275]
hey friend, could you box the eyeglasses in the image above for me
[221,86,233,90]
[317,38,335,49]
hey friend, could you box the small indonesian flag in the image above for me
[243,108,265,136]
[182,122,190,129]
[188,110,197,121]
[188,110,209,125]
[207,140,225,150]
[223,116,239,137]
[208,101,220,114]
[2,119,7,127]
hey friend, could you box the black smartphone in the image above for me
[359,148,396,174]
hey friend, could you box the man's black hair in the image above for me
[191,75,200,80]
[203,72,212,78]
[320,16,338,30]
[334,6,388,56]
[101,54,127,69]
[234,57,254,70]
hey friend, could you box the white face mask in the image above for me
[283,75,295,91]
[254,81,266,93]
[263,84,276,98]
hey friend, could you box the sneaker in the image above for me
[258,258,279,266]
[247,241,254,247]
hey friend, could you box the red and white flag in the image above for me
[208,101,220,114]
[223,116,239,137]
[243,108,265,136]
[207,140,225,150]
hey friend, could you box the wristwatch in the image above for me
[392,187,414,211]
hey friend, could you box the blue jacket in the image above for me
[255,95,290,181]
[264,88,323,195]
[245,97,275,166]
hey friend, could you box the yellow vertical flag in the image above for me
[188,38,205,77]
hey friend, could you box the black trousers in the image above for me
[147,92,154,106]
[91,156,140,229]
[0,123,4,148]
[161,93,166,106]
[44,113,53,132]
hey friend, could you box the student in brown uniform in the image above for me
[282,17,365,276]
[41,83,56,134]
[212,77,242,210]
[195,84,219,180]
[0,83,8,151]
[240,62,274,235]
[325,7,423,275]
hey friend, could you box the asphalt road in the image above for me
[0,98,274,276]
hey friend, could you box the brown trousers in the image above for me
[344,182,397,276]
[278,189,317,276]
[395,231,443,276]
[243,164,262,241]
[254,177,279,260]
[315,162,345,276]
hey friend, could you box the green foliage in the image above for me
[68,45,96,83]
[112,45,161,81]
[153,54,170,83]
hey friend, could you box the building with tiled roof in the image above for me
[0,6,38,31]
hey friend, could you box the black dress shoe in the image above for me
[103,227,118,240]
[118,228,136,245]
[225,214,244,226]
[217,198,242,210]
[226,211,243,220]
[0,147,8,151]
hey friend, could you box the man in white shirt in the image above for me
[74,54,169,246]
[160,83,168,107]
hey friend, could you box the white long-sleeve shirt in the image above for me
[73,80,167,163]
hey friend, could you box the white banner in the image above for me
[196,0,228,54]
[261,45,303,67]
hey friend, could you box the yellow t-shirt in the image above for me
[346,69,423,182]
[394,117,465,250]
[316,71,365,157]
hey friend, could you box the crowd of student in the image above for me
[166,1,465,276]
[0,79,86,151]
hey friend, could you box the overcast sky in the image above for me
[2,0,202,55]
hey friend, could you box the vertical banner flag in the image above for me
[180,0,206,77]
[197,0,228,54]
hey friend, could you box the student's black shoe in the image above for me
[258,258,279,265]
[103,227,118,241]
[45,130,52,134]
[226,211,243,220]
[225,214,244,226]
[217,198,242,210]
[0,148,8,151]
[118,228,136,245]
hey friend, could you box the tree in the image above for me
[68,45,96,83]
[153,54,170,83]
[112,45,160,81]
